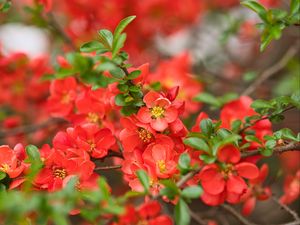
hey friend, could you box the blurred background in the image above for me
[0,0,299,224]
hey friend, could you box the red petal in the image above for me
[242,197,256,216]
[217,145,241,163]
[150,118,168,132]
[201,173,225,195]
[236,162,259,179]
[227,175,247,194]
[137,107,152,123]
[164,107,178,123]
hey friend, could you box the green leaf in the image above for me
[115,94,127,106]
[193,92,221,107]
[136,170,150,193]
[98,29,113,49]
[0,1,11,13]
[112,33,127,58]
[184,137,210,153]
[113,15,136,41]
[26,145,41,162]
[265,140,276,149]
[178,153,191,173]
[200,154,216,164]
[0,172,6,181]
[260,147,273,156]
[175,198,190,225]
[110,67,125,79]
[245,135,262,144]
[290,0,300,15]
[127,70,141,80]
[181,186,203,199]
[80,41,107,53]
[242,1,267,22]
[200,119,213,137]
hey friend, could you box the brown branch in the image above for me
[242,142,300,158]
[0,118,67,138]
[271,196,300,224]
[47,13,77,50]
[220,204,257,225]
[106,150,124,159]
[241,43,300,96]
[176,167,201,188]
[189,209,207,225]
[94,165,122,171]
[239,106,296,134]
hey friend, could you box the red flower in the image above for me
[241,164,271,216]
[137,91,178,132]
[143,143,177,179]
[47,77,77,117]
[0,145,25,178]
[280,170,300,205]
[119,116,155,152]
[199,145,259,205]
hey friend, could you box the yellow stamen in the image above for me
[53,168,67,179]
[157,160,166,173]
[151,106,165,118]
[137,128,153,143]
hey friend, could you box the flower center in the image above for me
[53,168,67,179]
[87,140,96,152]
[0,163,10,173]
[221,164,234,179]
[137,220,148,225]
[151,106,165,118]
[157,160,166,173]
[137,128,153,143]
[87,112,99,123]
[61,93,71,104]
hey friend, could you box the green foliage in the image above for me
[174,198,190,225]
[0,0,11,12]
[136,170,150,193]
[181,186,203,199]
[242,0,300,51]
[194,92,238,109]
[178,153,192,174]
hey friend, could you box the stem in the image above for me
[47,12,77,50]
[176,167,201,188]
[107,150,124,159]
[0,118,67,138]
[94,165,122,171]
[241,44,299,96]
[189,209,207,225]
[271,196,300,224]
[220,204,257,225]
[242,142,300,158]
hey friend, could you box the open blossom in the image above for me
[0,145,25,178]
[143,143,178,179]
[241,164,272,216]
[199,145,259,205]
[136,91,179,132]
[53,123,116,159]
[112,200,173,225]
[47,77,77,117]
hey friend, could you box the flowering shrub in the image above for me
[0,0,299,225]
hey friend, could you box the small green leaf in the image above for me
[181,186,203,199]
[80,41,107,53]
[115,94,127,106]
[200,119,213,137]
[112,33,127,58]
[184,137,210,153]
[242,1,267,22]
[290,0,300,15]
[0,172,6,181]
[175,198,190,225]
[136,170,150,193]
[127,70,141,80]
[114,15,136,41]
[110,67,125,79]
[200,154,216,164]
[178,153,191,173]
[26,145,41,162]
[98,29,113,49]
[193,92,221,108]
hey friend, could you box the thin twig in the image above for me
[239,106,296,134]
[106,150,124,159]
[271,196,300,224]
[94,165,122,171]
[0,118,67,138]
[47,13,77,50]
[176,167,201,188]
[242,142,300,158]
[221,204,257,225]
[189,209,207,225]
[241,43,300,96]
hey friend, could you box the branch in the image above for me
[176,167,201,188]
[94,165,122,171]
[220,204,257,225]
[106,150,124,159]
[241,43,300,96]
[189,209,207,225]
[47,13,77,50]
[271,196,300,224]
[239,106,296,134]
[0,118,67,138]
[242,142,300,158]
